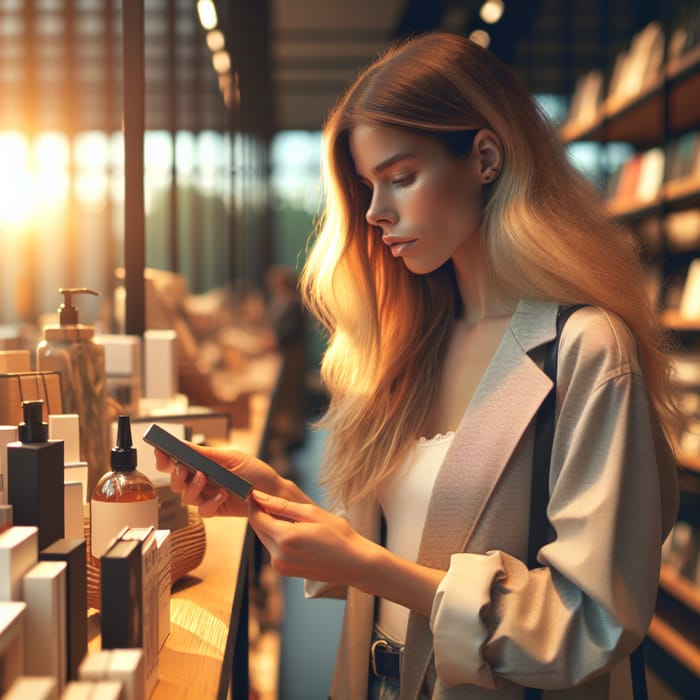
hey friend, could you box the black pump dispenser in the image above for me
[111,415,137,472]
[18,400,49,443]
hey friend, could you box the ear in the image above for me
[473,129,503,184]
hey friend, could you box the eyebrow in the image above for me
[371,152,414,175]
[356,152,416,183]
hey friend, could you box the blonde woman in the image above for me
[156,32,679,699]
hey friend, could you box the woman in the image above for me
[156,32,679,699]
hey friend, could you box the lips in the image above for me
[383,237,417,257]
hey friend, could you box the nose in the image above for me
[365,190,396,229]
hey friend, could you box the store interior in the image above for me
[1,0,700,698]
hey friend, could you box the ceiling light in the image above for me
[212,50,231,74]
[469,29,491,48]
[206,29,225,52]
[197,0,218,30]
[479,0,504,25]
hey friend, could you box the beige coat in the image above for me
[306,300,679,699]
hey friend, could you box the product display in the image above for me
[37,288,110,495]
[7,400,64,549]
[90,415,158,559]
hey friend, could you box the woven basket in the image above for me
[84,509,207,610]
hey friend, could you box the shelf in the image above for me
[660,564,700,614]
[561,45,700,147]
[662,176,700,209]
[606,196,664,220]
[648,614,700,678]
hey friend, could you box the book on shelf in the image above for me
[636,147,665,202]
[680,258,700,319]
[665,209,700,252]
[607,22,665,107]
[565,69,604,129]
[665,131,700,183]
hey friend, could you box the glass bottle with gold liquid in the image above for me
[90,414,158,558]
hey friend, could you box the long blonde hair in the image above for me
[300,32,677,508]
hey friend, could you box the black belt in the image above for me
[370,638,402,683]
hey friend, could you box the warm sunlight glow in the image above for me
[196,0,218,31]
[0,133,31,227]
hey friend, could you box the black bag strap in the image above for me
[524,305,647,700]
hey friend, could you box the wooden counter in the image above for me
[154,515,250,699]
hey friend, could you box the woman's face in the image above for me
[349,124,485,275]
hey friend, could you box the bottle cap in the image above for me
[111,415,138,472]
[18,400,48,443]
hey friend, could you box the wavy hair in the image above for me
[300,31,678,507]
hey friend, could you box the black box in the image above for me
[100,538,143,649]
[7,440,64,549]
[40,538,88,680]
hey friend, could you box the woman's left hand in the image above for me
[248,490,372,585]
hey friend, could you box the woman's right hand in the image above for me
[154,443,309,517]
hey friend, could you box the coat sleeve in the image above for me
[429,311,679,689]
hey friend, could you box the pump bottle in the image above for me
[7,399,65,549]
[37,287,110,495]
[90,415,158,559]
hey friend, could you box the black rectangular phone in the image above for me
[142,423,253,500]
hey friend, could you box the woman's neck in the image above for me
[452,235,517,328]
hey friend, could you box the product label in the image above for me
[90,498,158,558]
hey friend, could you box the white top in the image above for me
[377,432,454,643]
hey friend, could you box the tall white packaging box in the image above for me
[0,526,38,601]
[50,414,89,505]
[143,330,177,400]
[22,560,67,692]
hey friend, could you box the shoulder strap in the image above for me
[527,304,583,569]
[524,304,647,700]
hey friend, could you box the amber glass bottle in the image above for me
[90,415,158,558]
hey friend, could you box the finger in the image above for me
[180,470,208,505]
[251,490,316,523]
[198,488,229,517]
[153,448,177,474]
[169,463,193,493]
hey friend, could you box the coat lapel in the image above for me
[401,300,560,699]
